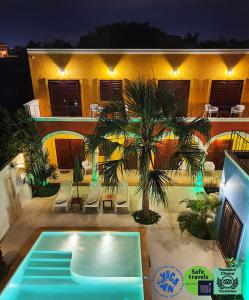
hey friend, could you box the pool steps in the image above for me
[22,250,73,284]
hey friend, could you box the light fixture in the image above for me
[59,67,65,76]
[227,68,233,76]
[173,68,178,76]
[109,67,115,77]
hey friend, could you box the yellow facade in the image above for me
[28,50,249,117]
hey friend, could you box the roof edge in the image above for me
[26,48,249,55]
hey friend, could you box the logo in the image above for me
[154,265,184,298]
[184,266,213,296]
[214,267,241,295]
[198,280,214,296]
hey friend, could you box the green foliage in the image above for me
[178,192,221,240]
[0,248,8,281]
[32,183,60,198]
[9,109,57,192]
[86,79,211,224]
[0,107,18,168]
[132,210,161,225]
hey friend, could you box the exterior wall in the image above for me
[0,154,32,240]
[28,51,249,117]
[217,152,249,299]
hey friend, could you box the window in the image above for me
[100,80,122,101]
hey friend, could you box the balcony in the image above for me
[23,99,249,120]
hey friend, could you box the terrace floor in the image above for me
[54,169,222,187]
[0,186,224,300]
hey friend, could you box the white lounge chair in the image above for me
[52,182,72,212]
[115,182,129,213]
[230,105,245,117]
[83,182,102,212]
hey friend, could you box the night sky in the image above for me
[1,0,249,47]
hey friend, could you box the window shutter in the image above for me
[100,80,122,101]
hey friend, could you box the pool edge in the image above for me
[0,227,152,300]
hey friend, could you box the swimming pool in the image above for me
[0,231,145,300]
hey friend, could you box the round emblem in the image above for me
[153,265,184,298]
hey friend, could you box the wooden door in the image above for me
[206,139,230,170]
[48,80,81,116]
[55,139,72,169]
[158,80,190,116]
[48,81,65,116]
[210,80,243,115]
[219,200,243,258]
[154,140,179,170]
[55,139,83,169]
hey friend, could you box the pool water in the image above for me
[0,231,144,300]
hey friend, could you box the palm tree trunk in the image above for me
[142,153,150,218]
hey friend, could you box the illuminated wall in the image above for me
[217,152,249,299]
[28,51,249,117]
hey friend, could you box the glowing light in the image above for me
[59,68,66,76]
[109,67,115,77]
[173,68,178,76]
[227,69,233,76]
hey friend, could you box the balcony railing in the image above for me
[229,130,249,173]
[23,101,249,119]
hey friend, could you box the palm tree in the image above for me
[86,79,211,224]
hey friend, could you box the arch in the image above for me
[42,130,86,144]
[204,130,248,151]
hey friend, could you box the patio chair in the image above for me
[52,182,72,212]
[204,161,215,175]
[204,104,219,117]
[90,104,102,118]
[83,182,102,212]
[114,182,129,213]
[82,159,92,176]
[178,161,187,176]
[230,105,245,117]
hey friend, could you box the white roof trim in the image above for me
[27,49,249,55]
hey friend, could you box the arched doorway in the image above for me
[42,131,86,169]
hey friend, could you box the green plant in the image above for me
[9,109,57,194]
[178,192,221,239]
[86,79,210,224]
[73,156,84,199]
[0,248,8,281]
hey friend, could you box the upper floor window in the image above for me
[100,80,122,101]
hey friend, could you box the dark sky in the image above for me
[0,0,248,47]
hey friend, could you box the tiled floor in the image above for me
[1,186,224,300]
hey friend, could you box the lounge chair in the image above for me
[83,183,101,212]
[114,182,129,213]
[52,182,72,212]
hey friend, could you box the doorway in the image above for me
[55,139,84,169]
[48,80,82,117]
[218,199,243,258]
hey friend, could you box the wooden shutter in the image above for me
[48,81,64,116]
[55,139,72,169]
[158,80,190,116]
[219,200,243,258]
[210,80,243,109]
[124,139,138,170]
[100,80,122,101]
[48,80,81,116]
[55,139,84,169]
[154,140,179,170]
[63,81,82,116]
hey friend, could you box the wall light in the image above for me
[173,68,178,76]
[59,67,66,76]
[227,68,233,76]
[109,67,115,77]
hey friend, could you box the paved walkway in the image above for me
[1,186,224,300]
